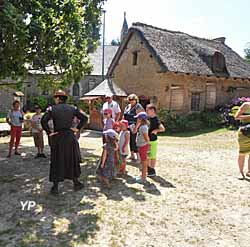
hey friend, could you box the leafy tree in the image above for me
[111,38,120,46]
[0,0,106,85]
[244,42,250,63]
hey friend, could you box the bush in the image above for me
[220,97,250,129]
[158,109,223,133]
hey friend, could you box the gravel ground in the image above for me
[0,129,250,247]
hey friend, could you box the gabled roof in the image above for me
[82,78,127,97]
[89,45,119,75]
[108,22,250,79]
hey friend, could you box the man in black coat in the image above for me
[41,90,88,194]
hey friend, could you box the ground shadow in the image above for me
[149,176,176,188]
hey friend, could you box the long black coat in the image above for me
[41,103,88,182]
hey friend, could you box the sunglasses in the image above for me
[128,98,135,101]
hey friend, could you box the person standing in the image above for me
[234,102,250,179]
[6,100,24,158]
[134,112,150,184]
[123,94,144,161]
[146,104,165,177]
[41,90,88,194]
[101,93,121,121]
[31,105,46,158]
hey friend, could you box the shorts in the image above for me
[138,144,150,162]
[33,132,44,148]
[148,140,158,159]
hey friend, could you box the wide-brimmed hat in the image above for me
[53,90,68,98]
[134,112,148,120]
[127,93,138,101]
[103,129,118,139]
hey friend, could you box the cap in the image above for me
[120,120,129,129]
[103,129,118,139]
[134,112,148,120]
[53,90,68,98]
[34,105,41,109]
[104,108,112,115]
[113,121,121,129]
[105,93,113,98]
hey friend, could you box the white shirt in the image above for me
[101,100,121,120]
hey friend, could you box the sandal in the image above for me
[238,173,245,180]
[246,172,250,178]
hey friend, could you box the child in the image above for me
[102,108,115,143]
[113,121,121,134]
[6,100,24,157]
[118,120,130,175]
[97,129,118,188]
[31,105,46,158]
[146,104,165,177]
[134,112,150,183]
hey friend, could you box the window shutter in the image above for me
[206,85,216,107]
[171,88,184,110]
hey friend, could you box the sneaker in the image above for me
[147,167,156,177]
[135,176,146,184]
[40,153,47,158]
[14,151,21,155]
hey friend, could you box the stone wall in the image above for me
[110,32,250,113]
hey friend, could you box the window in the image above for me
[191,93,201,111]
[72,83,80,96]
[132,51,138,65]
[206,84,216,108]
[170,86,184,111]
[212,52,226,73]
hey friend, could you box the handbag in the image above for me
[241,124,250,137]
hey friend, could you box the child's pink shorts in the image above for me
[138,144,150,162]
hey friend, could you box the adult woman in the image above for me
[235,102,250,179]
[6,100,24,157]
[123,94,144,161]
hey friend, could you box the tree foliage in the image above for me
[244,42,250,63]
[0,0,106,85]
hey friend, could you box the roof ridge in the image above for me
[132,22,228,46]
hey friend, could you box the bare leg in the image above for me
[149,159,156,168]
[141,160,148,180]
[238,154,245,173]
[247,155,250,175]
[238,154,245,179]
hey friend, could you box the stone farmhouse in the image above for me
[107,22,250,113]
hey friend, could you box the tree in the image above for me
[111,38,120,46]
[244,43,250,63]
[0,0,106,86]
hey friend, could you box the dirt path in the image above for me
[0,129,250,247]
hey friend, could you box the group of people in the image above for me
[97,93,165,187]
[5,91,165,193]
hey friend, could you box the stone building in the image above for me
[107,22,250,113]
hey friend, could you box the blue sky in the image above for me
[103,0,249,57]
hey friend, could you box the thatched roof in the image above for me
[82,78,127,98]
[108,22,250,79]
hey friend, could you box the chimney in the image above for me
[213,37,226,44]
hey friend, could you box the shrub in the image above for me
[158,109,223,133]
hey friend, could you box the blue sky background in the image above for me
[103,0,249,57]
